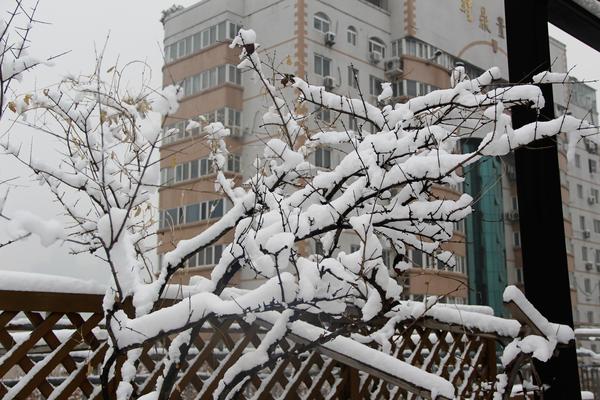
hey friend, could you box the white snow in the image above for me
[0,270,105,294]
[7,210,64,246]
[532,71,568,84]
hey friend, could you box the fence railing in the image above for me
[0,287,510,399]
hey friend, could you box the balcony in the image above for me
[362,0,388,11]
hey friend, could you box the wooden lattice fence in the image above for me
[0,288,544,399]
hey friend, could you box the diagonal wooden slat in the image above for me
[4,311,104,399]
[48,343,108,400]
[168,319,235,399]
[26,311,96,397]
[196,323,260,400]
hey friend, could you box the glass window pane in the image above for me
[206,246,213,265]
[214,245,223,263]
[186,204,200,223]
[217,21,226,41]
[202,29,209,47]
[228,22,236,39]
[193,33,202,52]
[209,26,216,44]
[218,65,225,85]
[166,208,178,226]
[168,45,177,61]
[228,65,236,83]
[201,71,209,90]
[190,160,199,178]
[314,54,322,75]
[209,68,216,87]
[211,199,224,218]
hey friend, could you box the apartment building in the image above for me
[503,37,600,336]
[158,0,514,302]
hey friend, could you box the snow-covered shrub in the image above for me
[2,23,599,399]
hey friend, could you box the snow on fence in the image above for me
[0,275,574,399]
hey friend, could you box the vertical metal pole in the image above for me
[504,0,581,398]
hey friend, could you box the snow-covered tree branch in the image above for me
[1,20,599,398]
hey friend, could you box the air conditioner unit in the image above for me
[585,139,598,154]
[324,31,336,47]
[584,230,591,239]
[586,262,594,271]
[384,58,403,79]
[505,211,520,222]
[323,75,335,91]
[588,196,597,205]
[369,51,383,65]
[505,166,516,181]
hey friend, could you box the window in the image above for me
[595,219,600,234]
[190,244,223,267]
[347,26,357,45]
[369,75,384,96]
[455,255,466,274]
[513,231,521,247]
[178,64,240,98]
[581,215,587,230]
[209,199,224,219]
[391,39,402,57]
[593,189,600,204]
[365,0,387,9]
[166,20,236,63]
[159,199,228,230]
[227,154,241,173]
[186,204,200,223]
[314,148,331,169]
[407,80,417,97]
[589,159,598,174]
[585,278,591,293]
[314,54,331,76]
[382,248,394,267]
[313,12,330,33]
[511,196,518,211]
[368,37,386,59]
[347,66,359,89]
[588,311,594,323]
[596,249,600,263]
[190,160,199,179]
[453,220,465,233]
[575,154,581,168]
[160,167,175,185]
[411,249,423,267]
[315,107,331,122]
[577,184,584,199]
[583,246,589,261]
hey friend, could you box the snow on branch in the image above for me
[1,21,597,399]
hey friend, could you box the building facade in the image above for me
[159,0,512,302]
[158,0,598,315]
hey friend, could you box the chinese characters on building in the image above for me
[460,0,505,38]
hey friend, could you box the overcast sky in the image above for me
[0,1,598,284]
